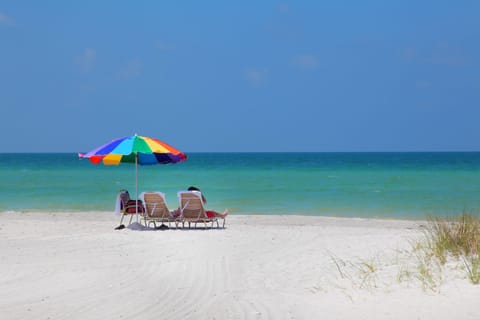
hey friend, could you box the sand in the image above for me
[0,212,479,320]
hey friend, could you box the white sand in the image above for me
[0,212,479,320]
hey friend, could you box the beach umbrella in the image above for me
[80,134,187,224]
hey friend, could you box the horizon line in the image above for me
[2,150,480,154]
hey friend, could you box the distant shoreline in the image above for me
[0,210,433,222]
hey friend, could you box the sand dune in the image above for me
[0,212,478,320]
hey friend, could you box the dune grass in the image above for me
[421,213,480,285]
[330,255,379,290]
[330,213,480,293]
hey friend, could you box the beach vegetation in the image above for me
[463,255,480,285]
[396,265,414,285]
[330,254,378,290]
[329,214,480,294]
[424,213,480,261]
[415,253,442,292]
[419,213,480,285]
[353,259,378,289]
[330,255,349,280]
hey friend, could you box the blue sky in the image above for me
[1,1,479,152]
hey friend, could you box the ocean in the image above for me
[1,152,479,219]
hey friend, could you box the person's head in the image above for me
[187,186,206,203]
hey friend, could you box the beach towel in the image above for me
[114,190,131,215]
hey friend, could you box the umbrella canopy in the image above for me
[80,134,187,223]
[81,135,186,165]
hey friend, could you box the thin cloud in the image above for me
[403,44,468,67]
[118,60,142,80]
[75,48,96,73]
[154,40,175,52]
[415,80,432,89]
[403,47,417,60]
[245,68,268,87]
[430,42,467,66]
[278,3,290,13]
[0,12,15,26]
[430,52,466,66]
[292,54,319,69]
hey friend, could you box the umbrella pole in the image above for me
[135,153,139,223]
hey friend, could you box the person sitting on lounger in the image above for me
[172,186,228,218]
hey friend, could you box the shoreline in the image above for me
[0,212,478,319]
[0,209,435,223]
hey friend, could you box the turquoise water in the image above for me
[1,152,480,219]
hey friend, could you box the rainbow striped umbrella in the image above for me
[80,134,187,222]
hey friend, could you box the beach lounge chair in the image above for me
[177,191,220,229]
[140,192,177,228]
[117,189,145,226]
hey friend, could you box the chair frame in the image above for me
[119,198,143,226]
[140,192,178,228]
[177,191,220,229]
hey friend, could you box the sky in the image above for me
[1,1,479,152]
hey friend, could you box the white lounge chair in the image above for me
[140,192,178,228]
[177,191,220,229]
[117,189,145,226]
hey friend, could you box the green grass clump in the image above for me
[423,213,480,284]
[463,255,480,285]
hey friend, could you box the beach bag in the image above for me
[125,199,145,214]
